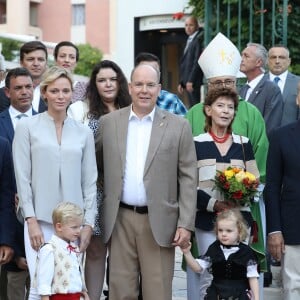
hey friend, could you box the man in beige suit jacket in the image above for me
[96,64,197,300]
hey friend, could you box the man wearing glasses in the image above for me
[185,32,268,300]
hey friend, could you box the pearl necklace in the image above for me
[209,130,230,144]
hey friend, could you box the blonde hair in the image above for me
[40,66,73,95]
[214,209,248,242]
[52,202,83,225]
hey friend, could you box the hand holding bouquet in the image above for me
[213,167,259,207]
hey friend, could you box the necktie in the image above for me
[16,113,28,119]
[184,36,193,53]
[273,77,280,85]
[240,84,250,99]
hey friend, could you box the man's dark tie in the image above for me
[16,113,28,119]
[273,76,280,85]
[240,84,250,99]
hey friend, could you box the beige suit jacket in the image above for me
[96,106,197,247]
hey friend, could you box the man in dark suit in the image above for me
[265,87,300,299]
[0,68,36,144]
[0,136,16,300]
[0,137,15,262]
[96,64,197,300]
[266,45,300,126]
[0,56,9,113]
[239,43,283,137]
[177,16,203,108]
[0,67,35,300]
[0,88,10,113]
[0,41,48,114]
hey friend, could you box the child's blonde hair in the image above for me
[52,202,83,225]
[214,209,248,242]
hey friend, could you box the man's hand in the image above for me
[172,227,191,249]
[15,257,28,270]
[0,246,14,264]
[268,232,285,262]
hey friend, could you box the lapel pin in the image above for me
[159,122,164,127]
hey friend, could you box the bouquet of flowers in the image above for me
[213,167,259,207]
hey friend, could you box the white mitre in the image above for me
[198,32,242,79]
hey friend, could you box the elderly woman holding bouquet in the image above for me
[192,87,264,299]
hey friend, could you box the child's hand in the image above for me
[81,291,90,300]
[179,241,192,253]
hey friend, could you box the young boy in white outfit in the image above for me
[36,202,89,300]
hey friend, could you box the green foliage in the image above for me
[186,0,205,18]
[0,38,22,61]
[74,43,103,76]
[187,0,300,74]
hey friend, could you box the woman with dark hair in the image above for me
[54,40,86,102]
[68,59,131,300]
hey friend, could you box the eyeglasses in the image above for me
[132,82,159,91]
[208,80,236,89]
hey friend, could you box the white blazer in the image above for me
[67,101,89,125]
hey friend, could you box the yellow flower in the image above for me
[224,169,235,179]
[245,171,256,181]
[235,170,246,182]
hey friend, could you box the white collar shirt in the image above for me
[32,85,41,112]
[245,73,264,101]
[269,70,288,94]
[37,234,83,295]
[9,105,33,130]
[122,106,155,206]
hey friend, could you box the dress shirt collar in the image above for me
[51,234,78,252]
[269,71,287,93]
[32,85,41,112]
[129,105,156,122]
[9,105,33,119]
[247,73,264,90]
[188,30,198,41]
[269,70,288,82]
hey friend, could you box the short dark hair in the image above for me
[5,67,33,89]
[135,52,161,68]
[54,41,79,62]
[203,87,239,133]
[20,41,48,61]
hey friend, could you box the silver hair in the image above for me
[247,42,268,72]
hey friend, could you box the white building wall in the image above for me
[71,25,86,44]
[112,0,190,79]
